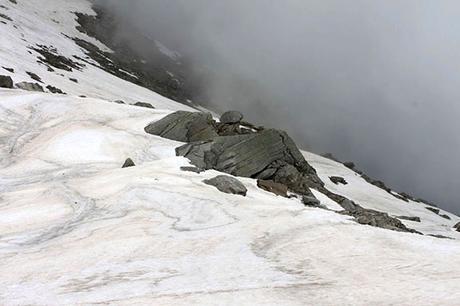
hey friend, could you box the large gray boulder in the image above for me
[220,111,243,124]
[203,175,247,196]
[176,129,322,194]
[0,75,13,88]
[144,111,218,142]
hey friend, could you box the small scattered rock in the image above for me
[69,78,78,83]
[46,85,65,94]
[343,161,355,169]
[122,158,135,168]
[203,175,247,196]
[426,207,440,214]
[26,71,42,83]
[397,216,421,222]
[134,102,155,109]
[2,67,14,73]
[302,196,322,207]
[79,95,87,98]
[329,176,348,185]
[180,166,203,174]
[113,100,125,104]
[440,214,451,220]
[428,234,454,240]
[0,75,13,88]
[15,82,44,92]
[454,222,460,232]
[257,179,288,197]
[220,110,243,124]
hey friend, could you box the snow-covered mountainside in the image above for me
[0,1,459,305]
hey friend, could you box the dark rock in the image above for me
[302,196,322,207]
[2,67,14,73]
[113,100,125,104]
[69,78,78,83]
[32,45,84,72]
[220,111,243,124]
[341,203,419,233]
[428,234,454,240]
[397,216,421,222]
[26,71,42,83]
[426,207,440,215]
[440,214,451,220]
[203,175,247,196]
[176,129,322,195]
[180,166,203,174]
[134,102,155,109]
[0,13,12,21]
[79,95,87,98]
[9,0,17,4]
[330,176,348,185]
[0,75,13,88]
[257,179,288,197]
[145,111,218,142]
[343,161,355,169]
[454,222,460,232]
[46,85,65,94]
[15,82,44,92]
[122,158,135,168]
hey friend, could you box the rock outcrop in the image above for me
[145,111,218,142]
[257,180,288,197]
[176,129,322,195]
[15,82,44,92]
[134,102,155,109]
[330,176,348,185]
[0,75,13,88]
[203,175,247,196]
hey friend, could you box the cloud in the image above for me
[96,0,460,214]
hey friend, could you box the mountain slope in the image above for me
[0,1,459,305]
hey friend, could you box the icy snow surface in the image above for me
[0,0,459,305]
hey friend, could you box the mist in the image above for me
[95,0,460,214]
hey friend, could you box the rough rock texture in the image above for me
[257,180,288,197]
[0,75,13,88]
[145,111,218,142]
[176,129,322,195]
[302,196,322,207]
[330,176,348,185]
[454,222,460,232]
[203,175,247,196]
[2,67,14,73]
[122,158,135,168]
[46,85,65,94]
[15,82,44,92]
[397,216,421,222]
[180,166,203,174]
[26,71,42,83]
[339,200,419,233]
[220,111,243,124]
[134,102,155,109]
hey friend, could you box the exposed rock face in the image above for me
[145,111,218,142]
[15,82,44,92]
[330,176,348,185]
[343,161,355,169]
[203,175,247,196]
[26,71,42,83]
[176,129,322,195]
[257,180,288,197]
[134,102,155,109]
[0,75,13,88]
[220,111,243,124]
[339,200,419,233]
[122,158,135,168]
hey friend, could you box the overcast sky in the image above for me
[98,0,460,214]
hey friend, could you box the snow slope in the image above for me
[1,0,460,305]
